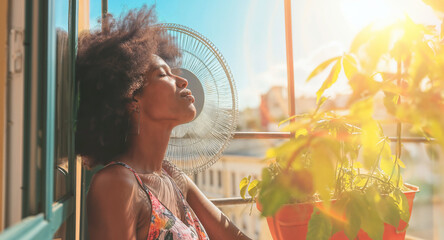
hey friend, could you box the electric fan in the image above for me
[159,23,238,174]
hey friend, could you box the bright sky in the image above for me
[83,0,440,110]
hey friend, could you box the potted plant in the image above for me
[240,2,444,239]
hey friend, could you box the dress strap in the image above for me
[104,161,151,195]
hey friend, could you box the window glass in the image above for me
[54,0,71,202]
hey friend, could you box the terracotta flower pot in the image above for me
[257,184,419,240]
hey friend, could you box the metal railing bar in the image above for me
[284,0,296,118]
[233,132,291,139]
[387,137,435,143]
[233,132,435,143]
[211,197,254,206]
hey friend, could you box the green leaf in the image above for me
[273,137,308,170]
[278,115,297,127]
[393,94,400,105]
[316,60,342,103]
[350,97,374,119]
[345,204,362,239]
[360,120,381,169]
[354,161,363,169]
[314,96,329,115]
[422,0,444,13]
[381,155,402,183]
[383,92,397,115]
[310,141,337,201]
[247,179,261,198]
[342,54,358,80]
[350,23,374,53]
[307,208,332,240]
[265,148,277,159]
[344,191,367,240]
[442,18,444,39]
[261,168,272,185]
[362,187,385,240]
[239,176,251,199]
[347,73,382,105]
[279,118,307,132]
[306,56,341,83]
[397,158,406,168]
[376,195,401,228]
[360,207,384,240]
[259,183,291,216]
[380,139,395,175]
[392,188,410,222]
[295,128,308,138]
[331,197,348,235]
[409,50,430,90]
[363,26,393,72]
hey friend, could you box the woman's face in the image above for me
[135,55,196,127]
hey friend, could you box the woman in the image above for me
[76,5,251,240]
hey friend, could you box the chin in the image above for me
[173,105,196,125]
[186,108,197,122]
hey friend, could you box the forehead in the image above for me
[151,55,169,69]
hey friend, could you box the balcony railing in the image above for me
[233,132,435,143]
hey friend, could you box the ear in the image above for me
[126,97,139,112]
[132,95,139,103]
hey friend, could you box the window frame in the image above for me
[0,0,79,238]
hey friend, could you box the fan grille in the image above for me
[159,23,238,174]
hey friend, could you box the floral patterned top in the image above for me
[106,161,209,240]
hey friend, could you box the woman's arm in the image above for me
[87,166,141,240]
[186,176,252,240]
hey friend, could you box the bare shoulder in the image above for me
[89,164,137,195]
[87,164,142,213]
[87,164,146,239]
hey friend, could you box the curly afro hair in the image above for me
[75,5,181,167]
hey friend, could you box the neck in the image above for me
[121,119,174,174]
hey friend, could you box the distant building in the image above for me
[260,86,288,131]
[237,107,262,131]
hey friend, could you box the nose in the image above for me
[176,75,188,88]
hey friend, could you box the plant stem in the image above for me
[358,174,393,185]
[346,142,354,189]
[362,139,386,190]
[389,58,402,186]
[285,137,313,169]
[334,157,345,198]
[396,122,402,187]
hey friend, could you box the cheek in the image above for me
[141,87,177,115]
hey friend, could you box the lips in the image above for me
[180,90,195,103]
[184,95,195,103]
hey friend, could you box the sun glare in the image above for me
[341,0,404,30]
